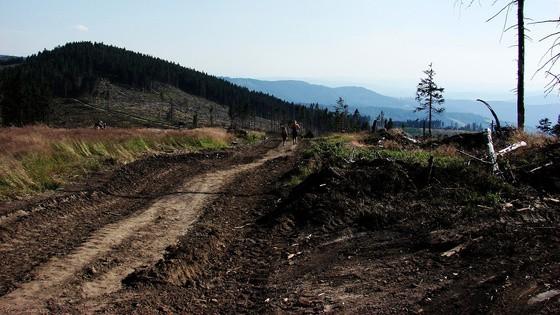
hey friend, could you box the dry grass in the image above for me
[433,144,459,157]
[0,126,232,201]
[509,130,557,149]
[0,126,230,157]
[381,140,402,150]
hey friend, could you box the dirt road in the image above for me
[0,140,294,313]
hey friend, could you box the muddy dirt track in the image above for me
[1,138,559,314]
[0,139,295,313]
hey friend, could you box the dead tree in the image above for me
[209,104,215,126]
[459,0,526,130]
[530,18,560,94]
[516,0,525,131]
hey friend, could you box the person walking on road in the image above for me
[291,120,301,145]
[281,126,288,146]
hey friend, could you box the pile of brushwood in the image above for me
[263,135,560,313]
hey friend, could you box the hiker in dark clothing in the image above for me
[281,126,288,146]
[95,120,106,129]
[291,120,301,145]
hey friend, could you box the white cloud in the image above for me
[73,24,89,32]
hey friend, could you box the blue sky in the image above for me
[1,0,559,101]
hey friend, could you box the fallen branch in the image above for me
[529,162,554,173]
[457,149,492,165]
[497,141,527,156]
[441,237,483,257]
[528,290,560,305]
[287,251,302,260]
[477,99,502,131]
[403,135,418,144]
[543,197,560,203]
[441,243,468,257]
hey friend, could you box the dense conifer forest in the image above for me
[0,42,370,131]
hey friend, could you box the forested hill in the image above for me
[0,42,370,131]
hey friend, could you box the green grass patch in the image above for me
[0,134,229,201]
[243,131,266,144]
[304,135,465,168]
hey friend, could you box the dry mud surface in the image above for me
[0,138,559,314]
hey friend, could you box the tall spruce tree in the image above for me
[334,97,349,131]
[415,63,445,137]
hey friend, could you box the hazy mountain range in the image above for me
[0,55,18,61]
[226,78,560,128]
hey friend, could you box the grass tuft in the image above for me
[0,126,231,200]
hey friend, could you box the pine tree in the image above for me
[386,118,394,130]
[537,118,552,134]
[553,115,560,137]
[334,97,349,131]
[415,63,445,137]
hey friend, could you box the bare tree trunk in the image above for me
[428,93,433,136]
[486,128,500,174]
[517,0,525,130]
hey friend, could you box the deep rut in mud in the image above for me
[0,140,293,313]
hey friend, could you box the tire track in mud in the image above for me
[0,143,293,313]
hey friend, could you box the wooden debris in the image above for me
[544,197,560,203]
[233,223,252,229]
[477,205,493,210]
[441,244,468,257]
[527,289,560,305]
[477,99,502,131]
[457,149,492,165]
[287,251,302,260]
[403,135,418,144]
[497,141,527,156]
[486,128,500,174]
[529,162,554,173]
[441,237,483,257]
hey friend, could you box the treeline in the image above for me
[392,119,485,131]
[0,42,370,132]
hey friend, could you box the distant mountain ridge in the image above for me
[0,55,17,61]
[225,77,489,126]
[226,77,560,128]
[225,78,408,109]
[0,55,24,67]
